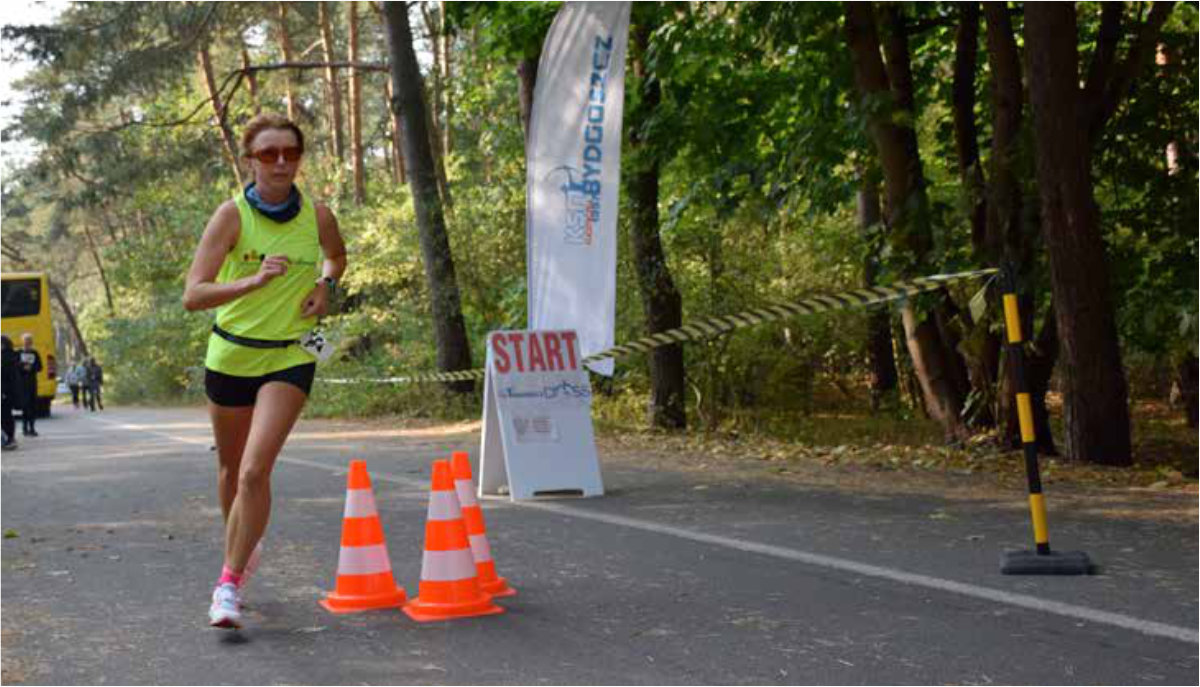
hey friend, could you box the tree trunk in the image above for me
[998,302,1060,455]
[952,2,986,252]
[1178,353,1198,430]
[892,318,925,416]
[425,84,452,209]
[982,3,1025,264]
[628,22,686,430]
[80,223,115,316]
[517,57,538,144]
[1025,305,1060,455]
[318,2,346,162]
[422,2,443,137]
[241,46,261,114]
[844,2,969,441]
[347,1,366,205]
[276,3,299,122]
[385,78,406,184]
[419,2,452,210]
[48,280,88,359]
[198,46,243,187]
[381,1,473,391]
[438,0,453,159]
[1025,4,1131,465]
[427,0,453,158]
[980,2,1063,448]
[856,174,898,411]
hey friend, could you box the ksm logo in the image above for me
[546,165,597,246]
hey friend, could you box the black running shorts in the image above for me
[204,363,316,407]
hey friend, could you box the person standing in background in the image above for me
[2,335,18,449]
[79,360,93,410]
[16,333,42,437]
[86,357,104,411]
[68,360,84,409]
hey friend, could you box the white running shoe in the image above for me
[208,583,243,629]
[241,541,263,591]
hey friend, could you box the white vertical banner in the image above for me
[526,1,632,376]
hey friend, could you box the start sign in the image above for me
[478,330,604,500]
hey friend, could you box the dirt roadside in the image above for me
[282,414,1198,526]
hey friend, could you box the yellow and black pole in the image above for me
[998,264,1092,575]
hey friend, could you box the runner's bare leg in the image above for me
[223,381,307,572]
[209,403,253,521]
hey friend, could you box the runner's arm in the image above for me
[315,203,347,284]
[183,202,285,311]
[299,204,347,318]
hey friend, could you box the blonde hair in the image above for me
[241,113,305,157]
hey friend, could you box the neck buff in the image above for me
[244,183,302,223]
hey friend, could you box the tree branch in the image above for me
[298,38,323,60]
[1,242,29,264]
[231,61,390,76]
[81,70,245,134]
[1088,1,1175,144]
[1082,3,1123,108]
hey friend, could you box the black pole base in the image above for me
[1000,549,1093,575]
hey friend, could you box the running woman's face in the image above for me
[248,128,302,197]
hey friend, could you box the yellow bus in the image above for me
[2,271,59,417]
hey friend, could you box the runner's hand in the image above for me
[254,255,289,288]
[301,282,328,318]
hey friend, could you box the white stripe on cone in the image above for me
[426,491,461,522]
[337,543,393,576]
[420,548,478,582]
[468,533,492,563]
[454,478,479,508]
[343,488,378,518]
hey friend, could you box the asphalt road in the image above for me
[2,405,1197,685]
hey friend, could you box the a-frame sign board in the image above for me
[478,330,604,500]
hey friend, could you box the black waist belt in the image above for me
[212,325,298,349]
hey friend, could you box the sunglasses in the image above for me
[248,146,303,164]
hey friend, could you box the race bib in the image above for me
[299,329,336,363]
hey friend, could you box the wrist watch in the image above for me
[317,276,337,292]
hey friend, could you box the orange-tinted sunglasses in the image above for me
[248,146,303,164]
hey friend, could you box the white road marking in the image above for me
[517,501,1199,644]
[89,414,1200,645]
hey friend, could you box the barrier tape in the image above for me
[319,267,998,386]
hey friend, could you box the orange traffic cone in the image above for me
[403,459,504,622]
[451,451,516,597]
[320,460,407,613]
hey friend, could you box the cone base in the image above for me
[402,595,505,622]
[480,576,517,598]
[319,588,408,614]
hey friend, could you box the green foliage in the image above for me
[2,1,1193,440]
[446,2,558,60]
[1095,5,1199,361]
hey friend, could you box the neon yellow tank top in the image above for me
[204,191,322,376]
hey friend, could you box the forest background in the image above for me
[1,2,1196,478]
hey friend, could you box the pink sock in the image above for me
[218,565,243,588]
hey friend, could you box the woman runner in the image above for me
[184,113,347,629]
